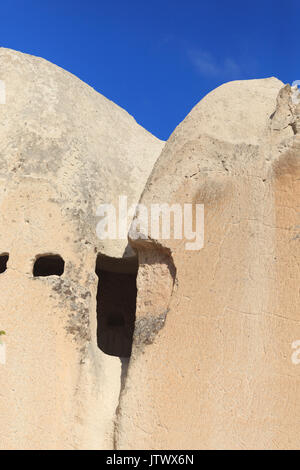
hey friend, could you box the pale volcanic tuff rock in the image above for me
[116,79,300,449]
[0,48,163,449]
[1,48,299,451]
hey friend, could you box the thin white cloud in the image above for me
[188,49,242,79]
[223,58,241,78]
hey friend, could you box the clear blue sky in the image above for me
[0,0,297,140]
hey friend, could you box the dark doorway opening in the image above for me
[0,254,9,274]
[33,254,65,277]
[96,254,138,358]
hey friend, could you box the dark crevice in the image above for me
[113,246,177,449]
[95,254,138,358]
[33,254,65,277]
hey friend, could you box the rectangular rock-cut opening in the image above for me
[33,254,65,277]
[95,254,138,358]
[0,253,9,274]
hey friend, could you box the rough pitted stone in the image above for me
[0,48,163,450]
[1,49,299,450]
[116,78,300,450]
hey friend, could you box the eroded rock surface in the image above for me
[1,51,299,450]
[116,78,300,450]
[0,48,163,450]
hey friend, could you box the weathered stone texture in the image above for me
[0,48,163,450]
[116,79,300,450]
[1,48,299,450]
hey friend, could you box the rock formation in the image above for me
[116,78,300,450]
[0,48,299,450]
[0,48,163,449]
